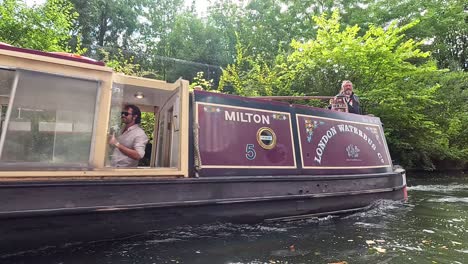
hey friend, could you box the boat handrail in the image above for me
[251,95,333,101]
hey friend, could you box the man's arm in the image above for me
[114,142,142,160]
[109,134,147,160]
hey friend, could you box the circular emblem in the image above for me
[256,127,277,150]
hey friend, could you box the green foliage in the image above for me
[207,0,245,64]
[0,0,79,52]
[70,0,148,49]
[221,10,466,170]
[427,71,468,169]
[284,12,435,95]
[163,11,225,84]
[100,48,157,78]
[140,112,155,140]
[138,111,155,166]
[344,0,468,71]
[100,49,140,76]
[281,11,451,169]
[218,37,278,96]
[190,72,214,90]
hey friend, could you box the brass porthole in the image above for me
[256,127,277,150]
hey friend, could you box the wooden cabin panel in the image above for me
[193,91,297,176]
[293,106,393,174]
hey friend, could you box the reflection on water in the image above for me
[1,174,467,264]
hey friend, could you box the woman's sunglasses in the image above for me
[121,111,133,117]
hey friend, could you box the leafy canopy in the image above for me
[0,0,79,52]
[220,10,462,169]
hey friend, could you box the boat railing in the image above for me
[251,96,333,101]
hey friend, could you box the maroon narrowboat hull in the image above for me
[0,171,406,254]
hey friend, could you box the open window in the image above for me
[0,68,100,169]
[106,75,186,170]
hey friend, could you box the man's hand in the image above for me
[109,133,118,146]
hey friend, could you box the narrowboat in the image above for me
[0,44,407,254]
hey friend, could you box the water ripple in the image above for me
[408,184,468,192]
[428,197,468,203]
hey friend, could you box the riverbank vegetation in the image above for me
[0,0,466,171]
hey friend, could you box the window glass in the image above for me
[105,83,124,166]
[109,83,124,134]
[0,69,99,167]
[0,69,15,133]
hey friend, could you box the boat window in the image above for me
[0,69,100,168]
[107,83,179,168]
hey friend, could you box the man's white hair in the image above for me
[341,80,353,89]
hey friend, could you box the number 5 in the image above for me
[246,144,256,160]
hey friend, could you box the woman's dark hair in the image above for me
[125,104,142,124]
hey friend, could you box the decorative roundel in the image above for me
[256,127,277,150]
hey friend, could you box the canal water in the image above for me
[2,173,467,264]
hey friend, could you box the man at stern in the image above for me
[339,80,361,114]
[109,104,149,167]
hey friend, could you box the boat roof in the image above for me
[0,43,105,66]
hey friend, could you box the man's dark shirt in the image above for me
[345,93,361,114]
[329,92,362,114]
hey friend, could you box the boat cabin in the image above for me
[0,43,395,180]
[0,44,189,179]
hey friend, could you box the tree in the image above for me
[190,72,214,90]
[208,0,246,65]
[220,10,459,169]
[345,0,468,71]
[285,12,452,169]
[425,71,468,169]
[218,38,278,96]
[164,12,224,84]
[141,0,183,55]
[70,0,146,50]
[0,0,78,51]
